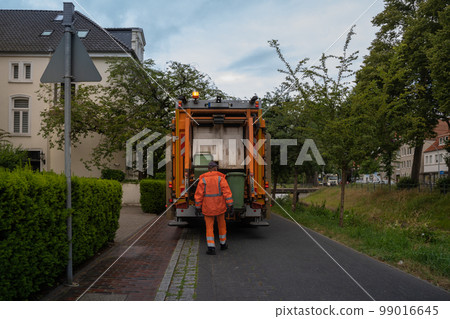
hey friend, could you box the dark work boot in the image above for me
[220,243,228,251]
[206,247,216,255]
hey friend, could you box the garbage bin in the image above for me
[193,153,213,178]
[226,172,246,209]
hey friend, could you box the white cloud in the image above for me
[3,0,384,98]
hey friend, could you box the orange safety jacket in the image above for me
[194,171,234,216]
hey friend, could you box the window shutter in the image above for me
[22,112,29,133]
[13,112,20,133]
[13,64,19,79]
[25,64,31,79]
[14,99,29,108]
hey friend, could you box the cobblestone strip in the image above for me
[154,228,186,301]
[162,227,200,301]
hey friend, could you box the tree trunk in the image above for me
[306,172,317,186]
[339,168,347,227]
[411,142,423,184]
[272,173,278,199]
[292,167,298,212]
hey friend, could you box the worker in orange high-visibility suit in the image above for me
[194,161,234,255]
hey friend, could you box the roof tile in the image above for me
[0,10,132,54]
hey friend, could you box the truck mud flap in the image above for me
[168,219,189,227]
[249,220,270,226]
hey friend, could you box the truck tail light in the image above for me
[169,182,172,188]
[265,182,269,188]
[255,101,259,108]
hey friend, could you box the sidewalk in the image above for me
[42,206,183,301]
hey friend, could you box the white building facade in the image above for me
[0,9,145,177]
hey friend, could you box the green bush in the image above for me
[101,168,125,182]
[140,179,165,214]
[436,177,450,194]
[71,176,122,265]
[396,176,418,189]
[0,169,122,300]
[0,143,27,170]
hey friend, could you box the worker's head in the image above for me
[208,161,218,171]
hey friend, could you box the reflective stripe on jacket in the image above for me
[194,171,234,216]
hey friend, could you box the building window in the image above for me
[10,96,30,135]
[12,63,19,79]
[77,30,89,38]
[27,150,42,171]
[9,61,32,82]
[41,30,53,36]
[24,63,31,79]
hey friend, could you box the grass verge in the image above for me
[272,187,450,291]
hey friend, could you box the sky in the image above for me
[2,0,385,99]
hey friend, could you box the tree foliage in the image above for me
[38,58,228,170]
[269,27,373,226]
[355,0,449,183]
[0,129,27,171]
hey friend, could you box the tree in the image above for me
[262,87,293,199]
[264,84,324,210]
[353,53,405,185]
[270,27,373,226]
[357,0,449,183]
[38,58,228,171]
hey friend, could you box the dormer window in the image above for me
[77,30,89,38]
[41,30,53,36]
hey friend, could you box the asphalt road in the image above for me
[195,214,449,301]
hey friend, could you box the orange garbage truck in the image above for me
[166,93,271,226]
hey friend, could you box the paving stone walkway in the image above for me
[42,211,182,301]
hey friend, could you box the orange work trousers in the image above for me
[204,213,227,248]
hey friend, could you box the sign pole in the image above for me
[40,2,101,287]
[63,2,74,286]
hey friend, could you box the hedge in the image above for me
[0,143,27,170]
[396,176,418,189]
[436,177,450,194]
[101,168,125,182]
[140,179,165,214]
[0,169,122,300]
